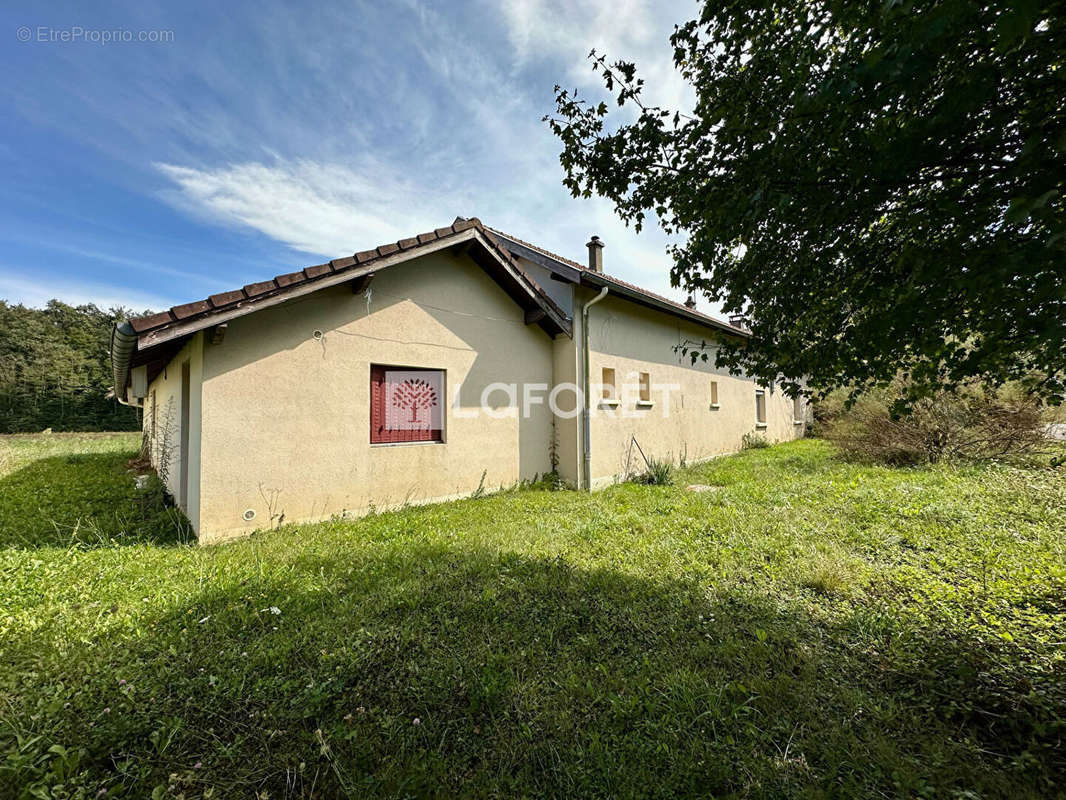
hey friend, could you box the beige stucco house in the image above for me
[111,217,806,543]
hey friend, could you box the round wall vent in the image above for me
[312,329,324,340]
[242,509,257,522]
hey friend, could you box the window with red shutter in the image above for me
[370,365,444,444]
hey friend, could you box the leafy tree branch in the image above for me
[546,0,1065,407]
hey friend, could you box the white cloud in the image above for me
[498,0,698,111]
[153,154,724,316]
[148,0,723,318]
[0,270,174,312]
[154,155,660,271]
[4,0,730,324]
[156,158,475,258]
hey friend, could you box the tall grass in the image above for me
[1,435,1064,797]
[635,456,674,485]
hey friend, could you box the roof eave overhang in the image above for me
[576,271,747,340]
[115,225,573,392]
[492,234,584,283]
[468,228,572,338]
[490,228,748,340]
[131,228,571,356]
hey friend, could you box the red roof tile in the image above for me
[208,290,244,308]
[485,225,587,272]
[129,311,173,332]
[172,300,211,319]
[275,271,304,287]
[243,280,277,296]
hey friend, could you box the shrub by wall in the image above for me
[820,380,1052,465]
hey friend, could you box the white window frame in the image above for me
[636,371,654,407]
[600,367,619,407]
[755,388,767,428]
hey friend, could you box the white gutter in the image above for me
[110,321,139,407]
[581,286,609,490]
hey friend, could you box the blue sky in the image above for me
[1,0,701,314]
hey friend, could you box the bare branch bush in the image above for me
[823,380,1051,465]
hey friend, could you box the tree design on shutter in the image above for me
[371,366,444,443]
[393,378,438,427]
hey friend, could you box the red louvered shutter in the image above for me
[370,364,386,443]
[370,365,443,444]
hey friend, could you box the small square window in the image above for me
[710,381,719,407]
[639,372,651,403]
[755,389,767,426]
[601,367,616,402]
[371,365,444,444]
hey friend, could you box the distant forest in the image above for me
[0,300,146,433]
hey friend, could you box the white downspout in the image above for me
[581,286,609,490]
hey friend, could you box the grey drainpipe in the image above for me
[110,321,138,407]
[581,286,609,490]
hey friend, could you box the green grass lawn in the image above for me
[0,433,190,549]
[1,434,1064,798]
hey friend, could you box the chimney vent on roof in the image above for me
[684,296,696,309]
[586,236,604,272]
[728,313,750,331]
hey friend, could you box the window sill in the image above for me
[635,400,655,408]
[371,440,445,448]
[793,419,804,425]
[598,400,620,409]
[755,422,768,429]
[710,403,720,410]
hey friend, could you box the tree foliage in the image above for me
[0,300,143,432]
[546,0,1065,405]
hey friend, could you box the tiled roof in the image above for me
[483,225,588,272]
[127,217,568,337]
[483,225,747,336]
[126,216,744,343]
